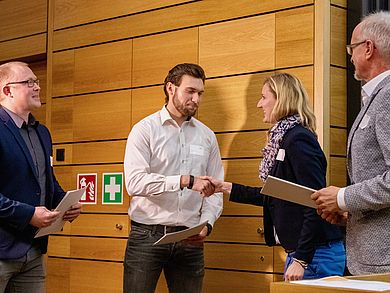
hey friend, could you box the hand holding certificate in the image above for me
[35,188,85,238]
[153,221,208,245]
[261,176,317,209]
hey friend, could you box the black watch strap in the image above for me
[188,175,194,189]
[206,223,212,236]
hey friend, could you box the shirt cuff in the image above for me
[337,187,348,211]
[165,175,181,192]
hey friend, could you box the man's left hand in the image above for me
[284,261,305,282]
[311,186,340,215]
[184,226,208,246]
[63,202,82,222]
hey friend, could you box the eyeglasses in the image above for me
[6,79,40,88]
[346,40,366,55]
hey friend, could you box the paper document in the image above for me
[153,221,208,246]
[261,175,317,209]
[34,188,86,238]
[291,276,390,291]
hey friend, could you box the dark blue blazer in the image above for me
[230,125,343,263]
[0,107,65,259]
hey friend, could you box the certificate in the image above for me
[153,221,208,246]
[34,188,86,238]
[261,175,317,209]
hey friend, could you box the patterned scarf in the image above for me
[259,114,301,182]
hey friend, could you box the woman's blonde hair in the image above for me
[264,72,316,133]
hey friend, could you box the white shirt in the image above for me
[124,106,224,227]
[337,69,390,210]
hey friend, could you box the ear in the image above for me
[365,40,375,60]
[166,82,176,98]
[2,85,11,97]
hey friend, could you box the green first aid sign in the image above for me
[102,173,123,204]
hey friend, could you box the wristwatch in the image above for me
[206,223,213,236]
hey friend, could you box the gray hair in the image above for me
[360,11,390,64]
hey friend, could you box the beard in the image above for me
[172,92,197,117]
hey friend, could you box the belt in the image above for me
[131,220,188,234]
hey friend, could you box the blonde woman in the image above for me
[209,73,345,281]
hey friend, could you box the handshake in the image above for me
[180,175,232,197]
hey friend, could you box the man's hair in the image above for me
[360,11,390,64]
[264,72,316,133]
[0,61,29,102]
[163,63,206,103]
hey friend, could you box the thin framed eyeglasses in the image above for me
[6,79,40,88]
[346,40,366,55]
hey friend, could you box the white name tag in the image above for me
[50,156,53,167]
[190,145,204,156]
[359,114,370,129]
[276,149,285,161]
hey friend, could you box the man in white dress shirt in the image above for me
[312,11,390,275]
[123,63,224,293]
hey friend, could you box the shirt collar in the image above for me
[362,69,390,99]
[159,105,194,126]
[2,106,38,129]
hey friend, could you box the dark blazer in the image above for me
[230,125,343,263]
[0,107,65,259]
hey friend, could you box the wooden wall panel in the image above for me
[223,159,262,187]
[54,141,126,165]
[131,86,165,125]
[52,0,313,51]
[0,34,46,62]
[51,90,131,143]
[330,66,347,127]
[54,0,190,29]
[330,128,347,156]
[205,243,273,272]
[203,270,273,293]
[199,73,270,132]
[52,50,75,97]
[330,157,347,187]
[69,260,122,292]
[132,28,198,87]
[199,15,275,77]
[48,236,127,261]
[217,132,266,159]
[74,40,132,94]
[331,6,347,67]
[32,104,46,126]
[209,217,264,244]
[54,164,129,213]
[331,0,347,8]
[223,193,263,216]
[0,0,47,41]
[47,258,70,293]
[63,214,129,237]
[276,6,314,68]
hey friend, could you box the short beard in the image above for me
[173,92,197,117]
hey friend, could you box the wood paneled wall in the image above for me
[0,0,348,292]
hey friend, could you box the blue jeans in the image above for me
[0,245,45,293]
[284,240,346,279]
[123,225,204,293]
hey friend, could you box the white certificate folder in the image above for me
[34,187,86,238]
[153,221,208,246]
[261,175,317,209]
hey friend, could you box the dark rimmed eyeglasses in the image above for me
[346,40,366,55]
[6,79,40,88]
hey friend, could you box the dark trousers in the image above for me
[123,224,204,293]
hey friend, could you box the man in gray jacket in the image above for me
[312,11,390,275]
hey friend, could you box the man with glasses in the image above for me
[312,11,390,275]
[0,61,82,292]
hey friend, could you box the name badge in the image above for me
[50,156,53,167]
[190,145,204,156]
[276,149,285,161]
[359,114,370,129]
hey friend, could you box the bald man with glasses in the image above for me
[312,11,390,275]
[0,61,81,292]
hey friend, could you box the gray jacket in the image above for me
[345,74,390,274]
